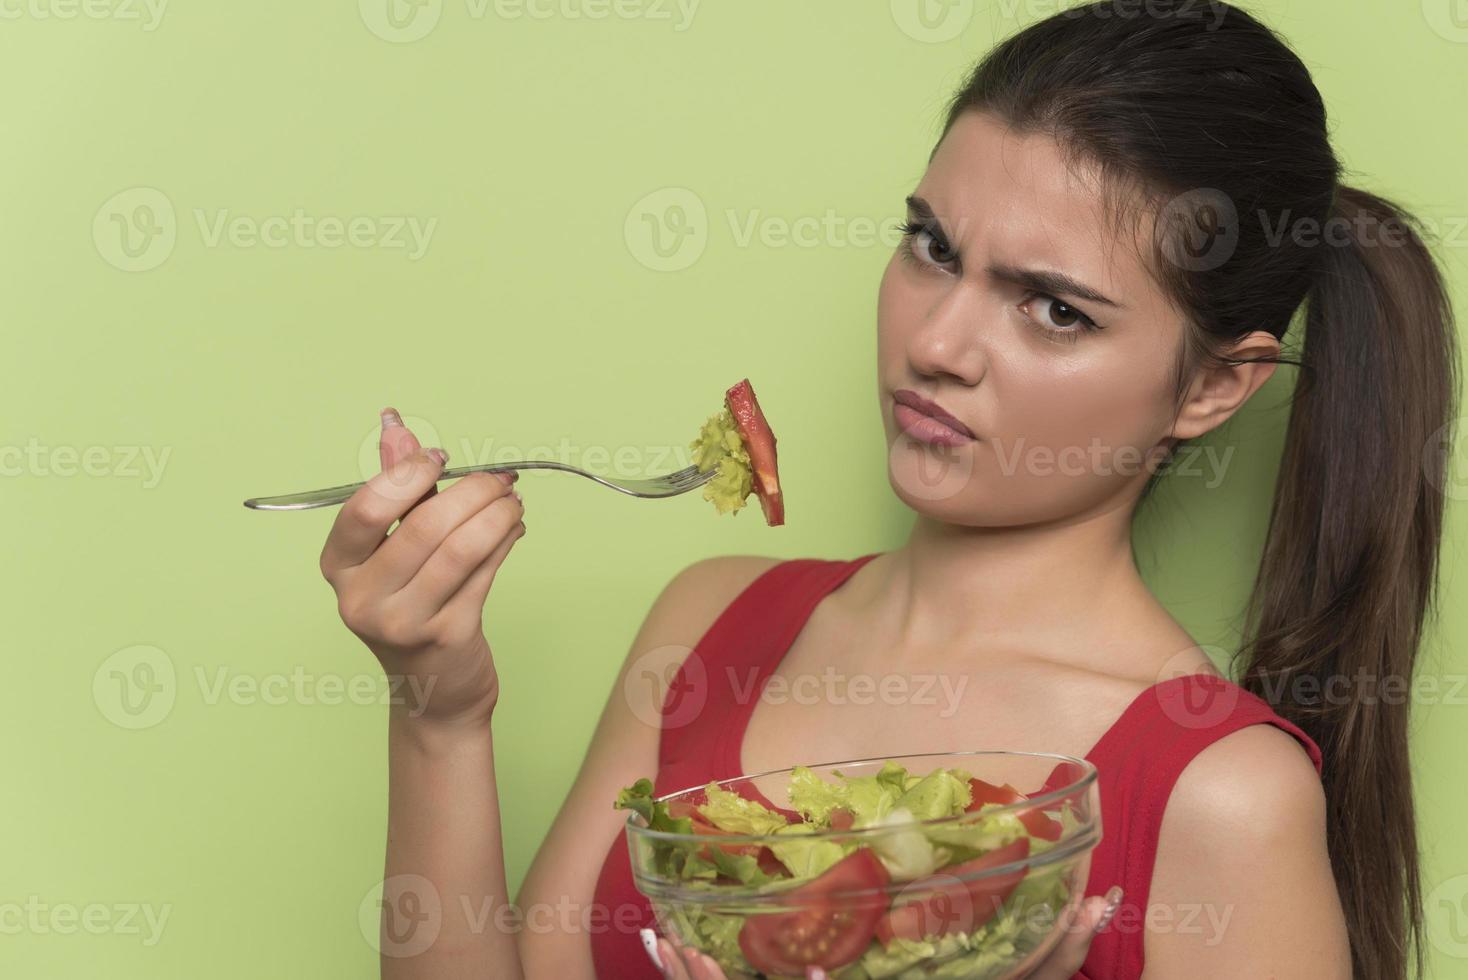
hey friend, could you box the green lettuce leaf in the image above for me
[697,782,789,836]
[892,768,972,821]
[767,823,857,879]
[789,760,911,827]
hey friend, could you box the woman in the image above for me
[317,3,1457,978]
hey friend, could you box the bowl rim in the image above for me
[624,749,1099,846]
[632,823,1101,904]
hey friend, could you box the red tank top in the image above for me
[589,553,1324,978]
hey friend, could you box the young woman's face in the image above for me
[877,109,1190,526]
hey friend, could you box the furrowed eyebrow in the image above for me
[904,194,1125,310]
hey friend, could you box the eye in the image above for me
[1020,292,1100,336]
[899,219,958,270]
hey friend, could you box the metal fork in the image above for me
[242,460,716,511]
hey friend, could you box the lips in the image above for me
[892,389,975,439]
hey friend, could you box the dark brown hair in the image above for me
[936,3,1459,977]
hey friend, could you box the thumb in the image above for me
[379,406,425,469]
[378,406,438,511]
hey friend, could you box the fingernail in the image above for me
[1097,886,1123,931]
[427,447,448,466]
[511,489,522,503]
[640,928,662,969]
[381,407,403,428]
[810,969,829,980]
[494,470,517,487]
[657,938,678,976]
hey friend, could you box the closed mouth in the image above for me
[892,389,975,439]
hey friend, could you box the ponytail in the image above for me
[1236,184,1459,980]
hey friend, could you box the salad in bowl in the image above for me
[618,751,1101,979]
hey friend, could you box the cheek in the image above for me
[1001,354,1170,452]
[973,344,1177,511]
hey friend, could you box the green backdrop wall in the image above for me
[5,1,1466,976]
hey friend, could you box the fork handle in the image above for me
[242,460,574,511]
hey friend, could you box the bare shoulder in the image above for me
[1169,723,1324,827]
[635,554,786,653]
[1141,723,1350,978]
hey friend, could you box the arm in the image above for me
[515,554,782,977]
[322,411,780,978]
[1141,725,1352,978]
[320,428,526,979]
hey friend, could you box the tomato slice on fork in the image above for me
[725,378,784,526]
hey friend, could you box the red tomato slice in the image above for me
[965,777,1063,841]
[739,847,890,975]
[667,799,787,876]
[725,378,784,526]
[873,837,1031,945]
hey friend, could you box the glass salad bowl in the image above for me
[620,751,1101,980]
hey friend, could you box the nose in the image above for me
[906,283,988,386]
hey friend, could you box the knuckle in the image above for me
[393,514,435,550]
[439,532,483,569]
[433,618,479,651]
[376,611,420,649]
[336,593,369,633]
[343,490,390,530]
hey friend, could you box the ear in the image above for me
[1169,330,1281,441]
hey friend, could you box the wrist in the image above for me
[389,700,496,758]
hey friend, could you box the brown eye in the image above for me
[910,233,957,268]
[1045,299,1081,328]
[1020,293,1100,337]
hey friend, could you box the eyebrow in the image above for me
[905,194,1125,310]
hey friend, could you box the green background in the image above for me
[5,1,1466,976]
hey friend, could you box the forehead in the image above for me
[921,109,1159,309]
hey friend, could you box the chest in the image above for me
[737,603,1142,777]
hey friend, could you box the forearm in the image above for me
[381,707,523,980]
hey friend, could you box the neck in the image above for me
[876,501,1150,662]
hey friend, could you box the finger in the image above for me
[434,504,524,623]
[657,939,692,980]
[401,482,524,612]
[692,952,730,980]
[321,447,448,574]
[1026,890,1118,980]
[360,471,516,594]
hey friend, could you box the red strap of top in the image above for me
[655,554,880,792]
[1074,673,1325,979]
